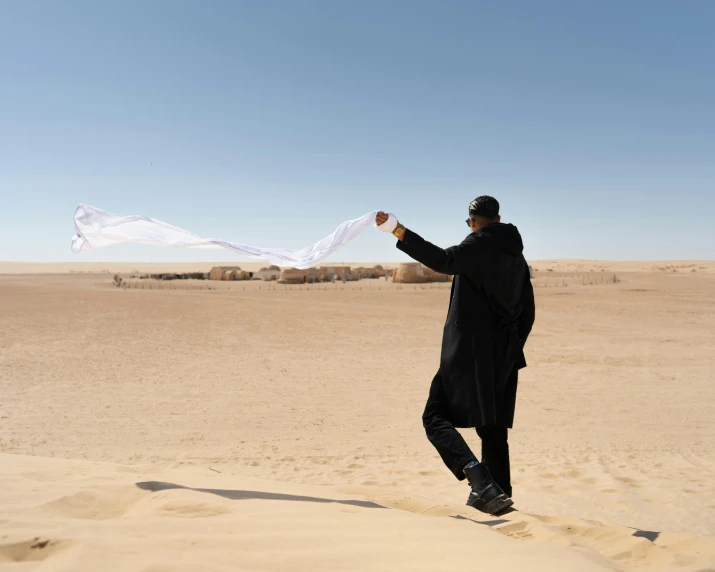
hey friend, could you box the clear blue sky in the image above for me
[1,0,713,263]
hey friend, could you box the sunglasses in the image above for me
[465,217,478,227]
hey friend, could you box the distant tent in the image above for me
[393,263,449,283]
[209,266,241,281]
[224,269,251,281]
[393,263,428,283]
[253,265,281,281]
[318,266,352,281]
[353,266,383,279]
[278,268,308,284]
[422,267,451,282]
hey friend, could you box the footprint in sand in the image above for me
[494,521,534,540]
[156,501,231,518]
[0,538,75,563]
[525,513,715,567]
[344,488,715,570]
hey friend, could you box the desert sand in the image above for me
[1,260,714,571]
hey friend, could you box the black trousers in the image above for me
[422,372,512,497]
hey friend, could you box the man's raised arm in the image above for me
[375,211,478,276]
[396,228,479,276]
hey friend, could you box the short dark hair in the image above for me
[469,196,500,219]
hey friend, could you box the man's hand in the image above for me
[376,211,406,241]
[376,211,390,226]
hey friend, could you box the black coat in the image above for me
[397,223,535,428]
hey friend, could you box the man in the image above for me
[376,196,535,515]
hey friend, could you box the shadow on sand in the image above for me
[136,482,662,542]
[135,481,386,510]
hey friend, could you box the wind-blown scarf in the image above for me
[71,204,396,269]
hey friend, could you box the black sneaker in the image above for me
[463,462,513,514]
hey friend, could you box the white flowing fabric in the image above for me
[71,204,388,269]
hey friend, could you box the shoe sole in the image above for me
[466,493,514,515]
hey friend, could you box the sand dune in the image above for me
[1,264,713,570]
[4,453,712,571]
[1,454,713,571]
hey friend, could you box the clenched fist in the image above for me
[375,211,405,240]
[375,211,390,226]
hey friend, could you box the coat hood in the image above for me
[477,223,524,256]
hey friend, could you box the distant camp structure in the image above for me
[226,269,252,281]
[277,266,349,284]
[252,265,281,281]
[209,266,252,281]
[278,268,308,284]
[128,263,443,284]
[423,266,451,282]
[210,266,237,280]
[277,265,387,284]
[392,263,450,283]
[352,265,385,279]
[141,271,209,280]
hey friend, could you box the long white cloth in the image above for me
[71,204,385,269]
